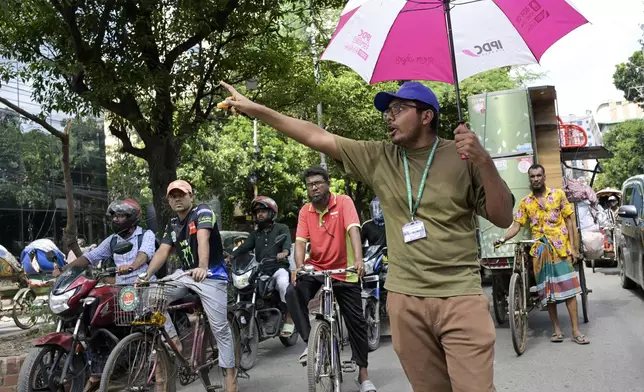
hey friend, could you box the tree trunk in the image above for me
[146,139,180,235]
[61,127,82,257]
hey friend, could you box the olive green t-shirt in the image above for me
[335,135,487,297]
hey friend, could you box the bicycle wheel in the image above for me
[98,332,176,392]
[508,272,527,356]
[578,263,590,323]
[307,320,335,392]
[197,313,243,388]
[12,288,37,330]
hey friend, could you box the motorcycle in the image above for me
[17,242,134,392]
[230,234,298,370]
[361,245,388,352]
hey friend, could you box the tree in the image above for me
[613,50,644,106]
[179,117,317,228]
[595,119,644,189]
[106,144,151,202]
[0,0,344,229]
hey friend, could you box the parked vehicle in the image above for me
[230,234,298,370]
[17,242,133,392]
[617,175,644,290]
[221,231,250,255]
[361,245,388,352]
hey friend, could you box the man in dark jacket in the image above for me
[232,196,294,336]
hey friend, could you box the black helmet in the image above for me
[250,196,278,221]
[107,198,142,235]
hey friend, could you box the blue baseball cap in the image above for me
[374,82,440,114]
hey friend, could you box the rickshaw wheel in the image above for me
[577,262,590,323]
[508,273,527,356]
[492,277,507,325]
[13,288,37,330]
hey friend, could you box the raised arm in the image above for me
[220,82,340,161]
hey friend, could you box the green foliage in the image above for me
[0,113,62,208]
[613,51,644,107]
[0,0,346,228]
[106,144,151,202]
[178,117,318,228]
[0,113,106,210]
[595,119,644,189]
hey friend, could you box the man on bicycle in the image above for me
[286,166,377,392]
[53,198,177,392]
[231,196,295,337]
[496,164,589,345]
[145,180,238,392]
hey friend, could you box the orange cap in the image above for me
[166,180,193,196]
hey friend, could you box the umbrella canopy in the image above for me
[321,0,588,85]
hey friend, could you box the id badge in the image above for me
[402,220,427,243]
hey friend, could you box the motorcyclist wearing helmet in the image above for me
[361,197,387,248]
[52,198,178,392]
[54,199,155,282]
[232,196,295,337]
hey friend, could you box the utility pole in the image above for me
[246,78,259,196]
[309,0,327,170]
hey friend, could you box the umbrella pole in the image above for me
[444,0,463,122]
[444,0,468,160]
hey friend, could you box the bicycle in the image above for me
[298,265,356,392]
[98,272,242,392]
[494,239,590,355]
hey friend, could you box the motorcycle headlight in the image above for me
[232,270,252,289]
[49,289,77,314]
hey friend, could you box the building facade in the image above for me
[0,62,108,255]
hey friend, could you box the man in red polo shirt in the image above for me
[286,166,376,392]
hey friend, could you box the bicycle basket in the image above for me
[115,285,168,327]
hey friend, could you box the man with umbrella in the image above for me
[220,80,513,392]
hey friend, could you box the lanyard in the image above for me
[402,138,439,220]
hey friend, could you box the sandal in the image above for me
[280,323,295,337]
[572,334,590,345]
[550,332,564,343]
[355,376,377,392]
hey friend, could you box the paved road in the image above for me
[182,267,644,391]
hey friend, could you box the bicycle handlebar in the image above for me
[493,239,536,251]
[297,265,357,276]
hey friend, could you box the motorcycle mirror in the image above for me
[113,241,134,255]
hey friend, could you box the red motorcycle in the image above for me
[17,242,134,392]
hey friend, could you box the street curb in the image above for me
[0,354,27,391]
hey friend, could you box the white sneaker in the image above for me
[299,348,308,365]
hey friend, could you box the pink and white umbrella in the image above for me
[321,0,588,118]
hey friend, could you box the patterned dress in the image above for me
[514,187,582,306]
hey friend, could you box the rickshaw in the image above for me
[481,141,610,356]
[9,246,59,330]
[495,146,613,356]
[590,188,622,272]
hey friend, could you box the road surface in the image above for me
[180,266,644,392]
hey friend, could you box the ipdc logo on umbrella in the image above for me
[462,40,504,58]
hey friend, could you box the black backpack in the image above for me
[109,231,167,279]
